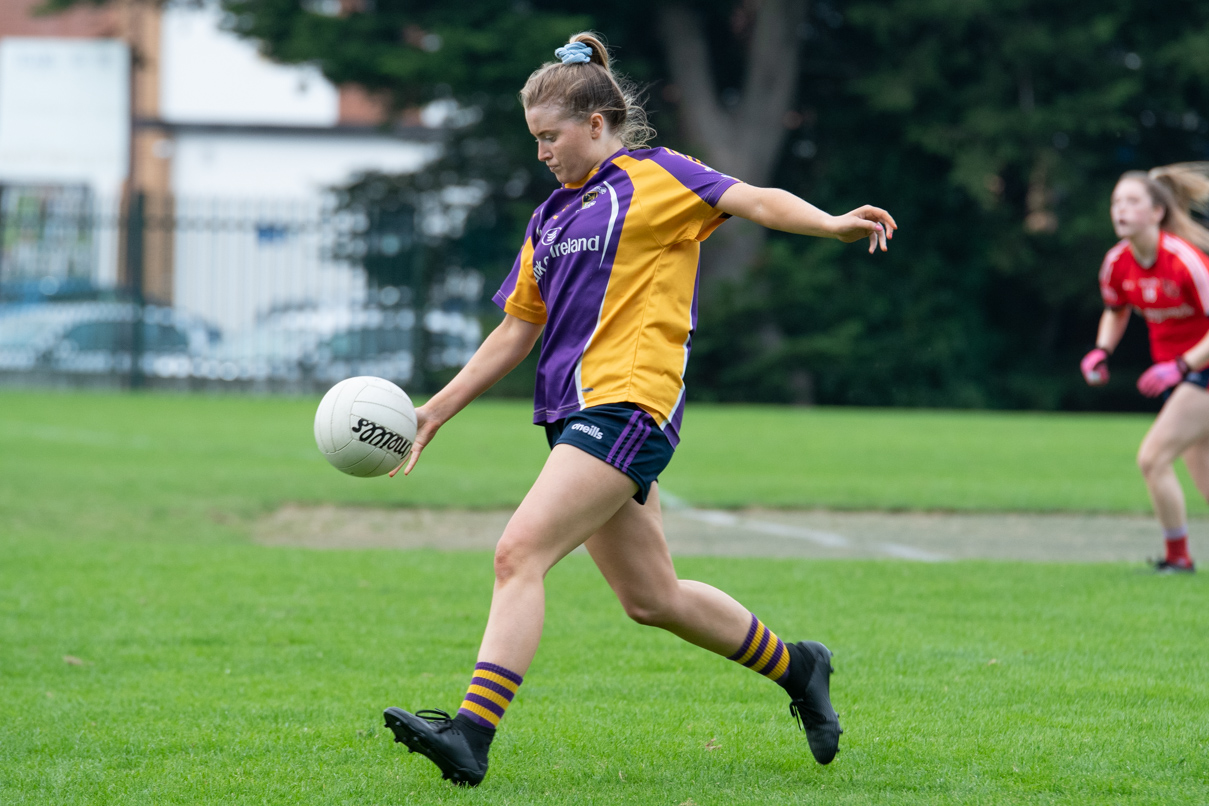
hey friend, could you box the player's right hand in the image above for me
[389,405,440,477]
[1080,348,1110,386]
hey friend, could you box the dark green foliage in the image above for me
[691,0,1209,409]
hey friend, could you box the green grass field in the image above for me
[2,390,1207,804]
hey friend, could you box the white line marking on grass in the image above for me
[661,490,949,562]
[682,508,852,548]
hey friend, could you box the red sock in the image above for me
[1165,536,1191,565]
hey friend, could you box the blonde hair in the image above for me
[519,32,655,149]
[1119,162,1209,252]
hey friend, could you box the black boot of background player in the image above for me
[777,641,843,764]
[384,707,493,786]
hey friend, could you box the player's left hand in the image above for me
[1137,358,1190,398]
[831,206,897,253]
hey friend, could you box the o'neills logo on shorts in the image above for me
[570,422,604,440]
[351,417,413,457]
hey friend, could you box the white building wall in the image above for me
[0,38,128,286]
[170,133,435,335]
[0,2,438,334]
[159,1,337,126]
[170,132,433,198]
[0,37,129,195]
[156,0,438,332]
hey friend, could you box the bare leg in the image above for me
[381,447,643,783]
[474,444,639,675]
[1137,384,1209,531]
[1180,438,1209,505]
[584,479,845,766]
[583,482,754,656]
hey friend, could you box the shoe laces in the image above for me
[789,699,815,731]
[415,708,458,733]
[789,697,835,729]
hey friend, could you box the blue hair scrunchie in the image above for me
[555,42,592,65]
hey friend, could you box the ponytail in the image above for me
[1120,163,1209,252]
[520,32,655,150]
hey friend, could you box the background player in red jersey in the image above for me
[1082,163,1209,572]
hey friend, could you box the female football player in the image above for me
[1081,163,1209,573]
[381,33,896,785]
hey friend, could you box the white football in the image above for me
[314,376,417,477]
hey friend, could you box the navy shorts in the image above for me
[1161,369,1209,403]
[1186,370,1209,390]
[544,403,674,505]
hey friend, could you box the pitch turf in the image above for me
[3,538,1207,804]
[2,390,1208,804]
[0,389,1205,521]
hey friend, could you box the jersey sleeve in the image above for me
[492,214,548,324]
[1166,237,1209,316]
[1099,244,1127,309]
[640,148,741,244]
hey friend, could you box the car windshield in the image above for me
[0,311,69,349]
[208,327,321,361]
[323,327,414,359]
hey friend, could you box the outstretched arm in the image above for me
[393,313,543,476]
[716,183,897,253]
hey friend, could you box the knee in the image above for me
[1137,447,1166,480]
[620,595,676,628]
[493,536,537,585]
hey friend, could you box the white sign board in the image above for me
[0,37,130,195]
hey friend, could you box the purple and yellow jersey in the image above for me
[493,146,739,447]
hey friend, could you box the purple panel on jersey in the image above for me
[494,156,635,423]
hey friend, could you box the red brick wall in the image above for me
[0,0,118,38]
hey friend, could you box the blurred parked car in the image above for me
[0,302,219,377]
[194,307,399,385]
[195,305,481,385]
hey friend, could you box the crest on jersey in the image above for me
[581,185,606,209]
[1162,279,1180,299]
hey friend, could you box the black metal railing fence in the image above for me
[0,185,481,393]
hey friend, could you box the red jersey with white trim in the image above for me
[1099,232,1209,362]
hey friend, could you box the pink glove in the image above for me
[1137,357,1190,398]
[1080,348,1109,386]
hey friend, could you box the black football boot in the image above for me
[383,707,492,786]
[778,641,843,764]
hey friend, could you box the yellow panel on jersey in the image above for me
[498,228,546,325]
[576,154,729,427]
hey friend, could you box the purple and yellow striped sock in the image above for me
[456,662,524,730]
[727,613,792,683]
